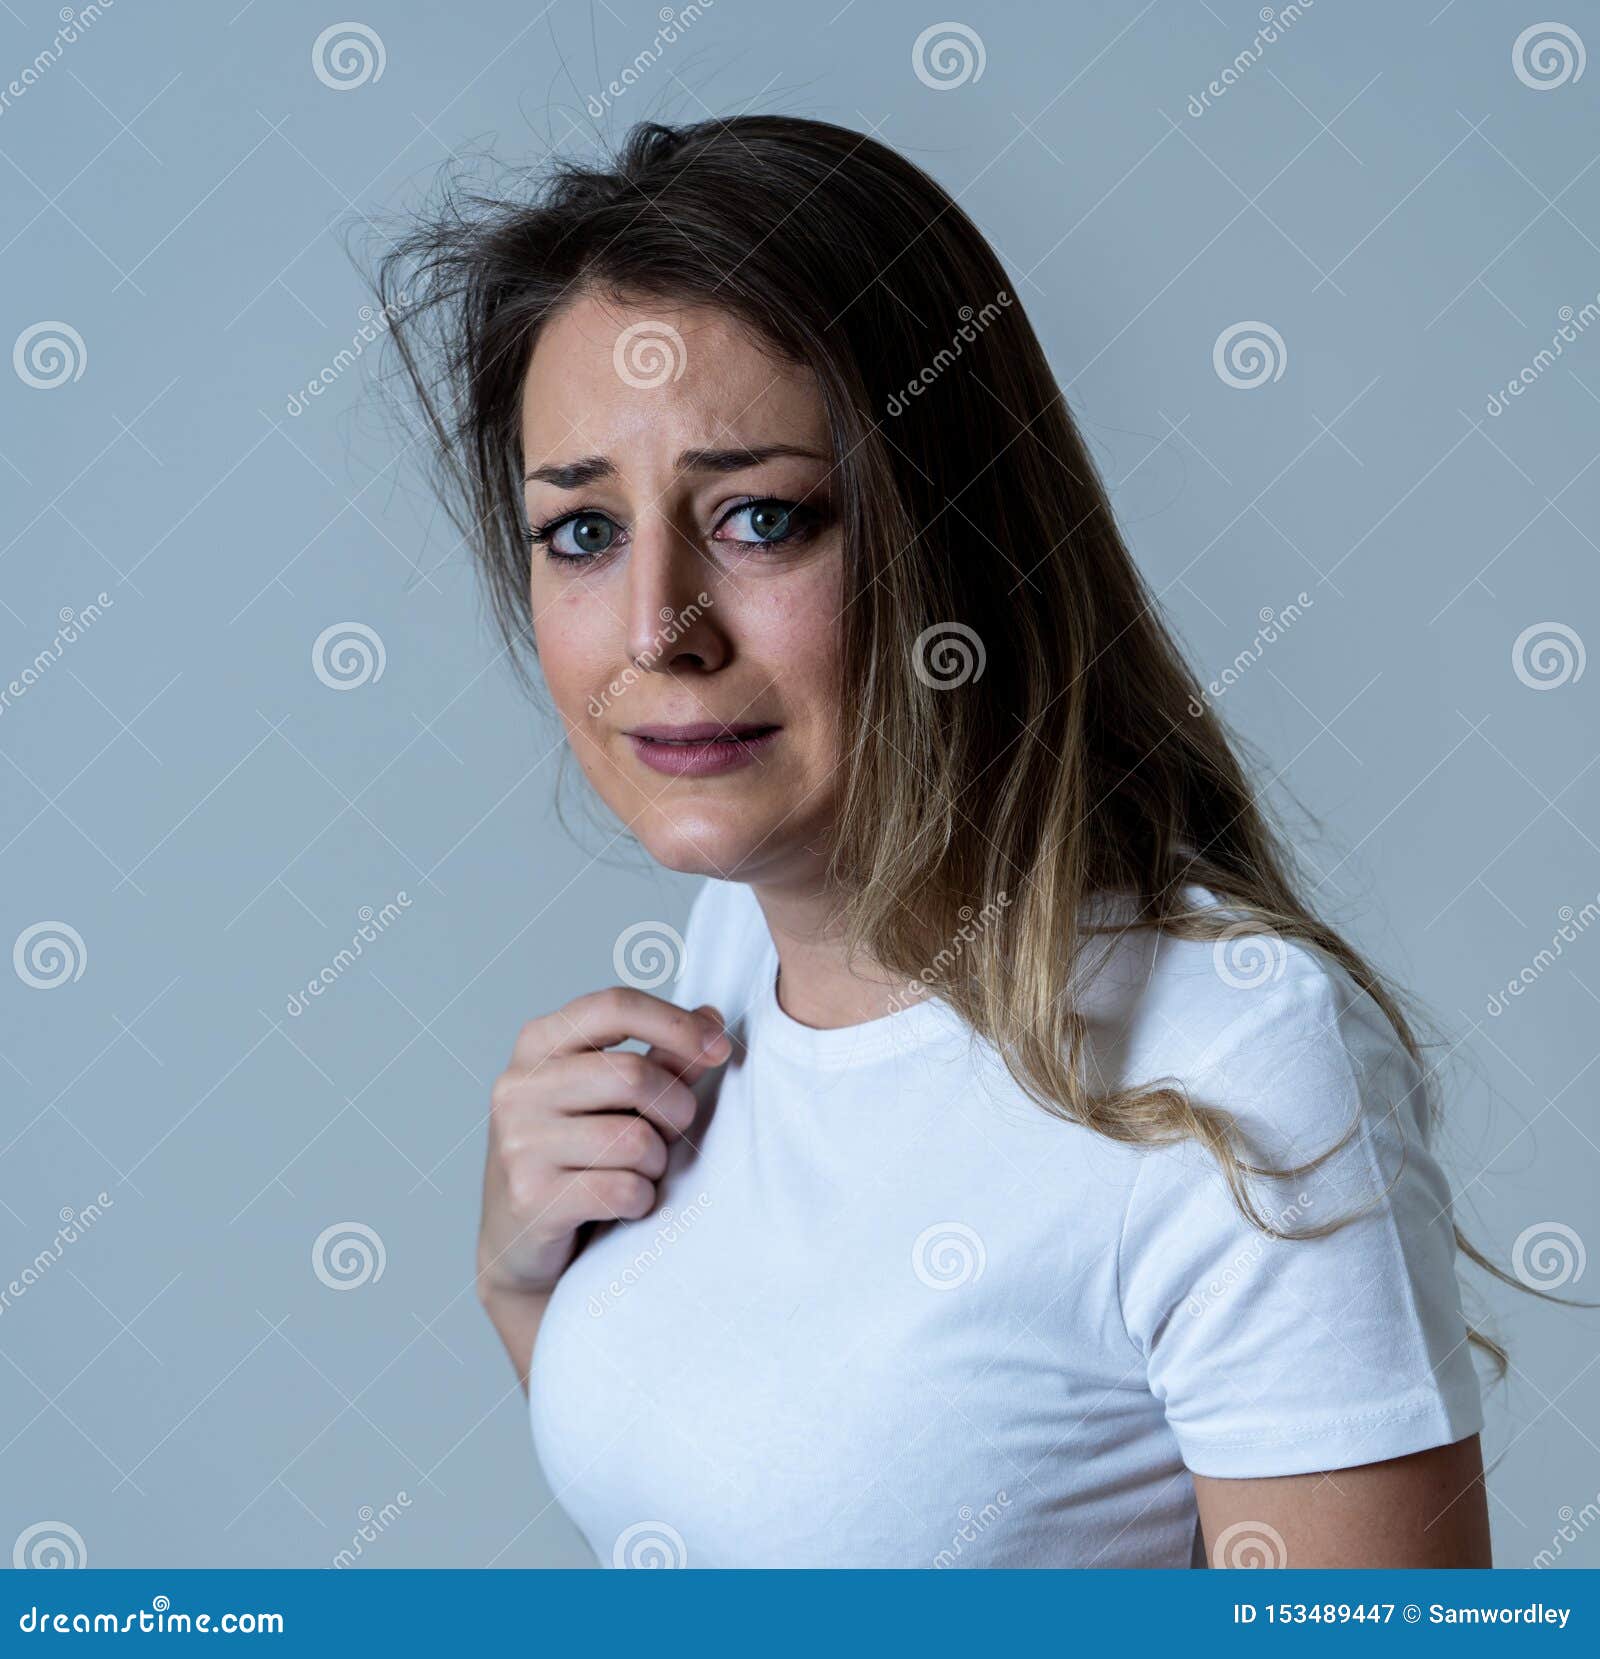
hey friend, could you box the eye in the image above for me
[525,510,620,563]
[712,498,822,548]
[522,496,826,567]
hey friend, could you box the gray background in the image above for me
[1,0,1597,1569]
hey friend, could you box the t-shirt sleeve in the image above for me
[1116,950,1485,1479]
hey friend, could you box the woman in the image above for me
[377,115,1499,1568]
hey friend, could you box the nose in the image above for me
[623,516,724,672]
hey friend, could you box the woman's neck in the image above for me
[746,876,914,1032]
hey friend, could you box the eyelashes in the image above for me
[522,510,616,565]
[521,496,828,567]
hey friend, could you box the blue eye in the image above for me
[522,496,825,567]
[720,500,795,544]
[526,510,617,563]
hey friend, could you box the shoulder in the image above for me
[1108,896,1482,1473]
[1096,884,1426,1172]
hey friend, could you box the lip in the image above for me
[624,722,781,777]
[627,722,774,741]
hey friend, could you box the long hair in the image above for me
[369,112,1578,1373]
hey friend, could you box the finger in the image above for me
[555,1112,669,1179]
[519,988,728,1073]
[553,1168,658,1229]
[537,1050,701,1140]
[642,1002,735,1080]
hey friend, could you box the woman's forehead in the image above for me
[520,298,828,468]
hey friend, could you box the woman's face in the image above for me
[520,292,843,886]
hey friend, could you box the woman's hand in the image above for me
[477,988,730,1305]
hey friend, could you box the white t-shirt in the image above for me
[527,876,1484,1568]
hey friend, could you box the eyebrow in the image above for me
[524,444,827,489]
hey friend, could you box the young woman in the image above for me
[377,115,1500,1569]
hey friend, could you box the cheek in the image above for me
[530,586,612,731]
[784,566,843,680]
[739,578,843,735]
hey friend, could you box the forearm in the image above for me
[479,1282,554,1395]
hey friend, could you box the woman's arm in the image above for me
[1192,1433,1492,1567]
[478,1283,553,1395]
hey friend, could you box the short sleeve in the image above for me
[1117,950,1485,1479]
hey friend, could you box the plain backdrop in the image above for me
[1,0,1597,1568]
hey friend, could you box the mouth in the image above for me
[623,721,781,778]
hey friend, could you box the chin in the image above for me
[632,813,762,880]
